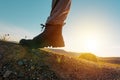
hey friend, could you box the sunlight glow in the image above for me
[84,38,98,52]
[64,35,100,54]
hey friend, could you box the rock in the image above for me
[31,66,35,70]
[3,70,12,78]
[30,59,33,62]
[18,60,24,66]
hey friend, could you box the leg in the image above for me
[19,0,71,48]
[46,0,71,25]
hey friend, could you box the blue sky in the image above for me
[0,0,120,57]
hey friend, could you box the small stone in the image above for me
[31,66,35,70]
[3,70,12,78]
[14,72,17,75]
[18,60,24,66]
[25,64,28,67]
[28,69,30,71]
[3,66,6,69]
[30,59,33,62]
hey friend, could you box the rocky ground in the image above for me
[0,41,120,80]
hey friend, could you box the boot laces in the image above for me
[40,24,46,31]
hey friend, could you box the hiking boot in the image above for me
[19,24,65,48]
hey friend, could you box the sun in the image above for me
[84,38,98,52]
[64,36,99,53]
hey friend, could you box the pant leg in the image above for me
[46,0,71,25]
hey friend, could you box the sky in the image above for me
[0,0,120,57]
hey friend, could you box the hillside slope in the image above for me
[0,41,120,80]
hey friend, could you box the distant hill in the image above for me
[46,48,81,56]
[47,48,69,54]
[98,57,120,64]
[0,41,120,80]
[49,48,120,64]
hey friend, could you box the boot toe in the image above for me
[19,39,26,45]
[19,39,34,48]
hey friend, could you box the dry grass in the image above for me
[0,34,10,41]
[0,41,120,80]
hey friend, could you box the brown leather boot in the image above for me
[19,24,65,49]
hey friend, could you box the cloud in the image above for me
[0,22,34,42]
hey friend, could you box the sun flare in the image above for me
[64,34,100,54]
[85,39,98,52]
